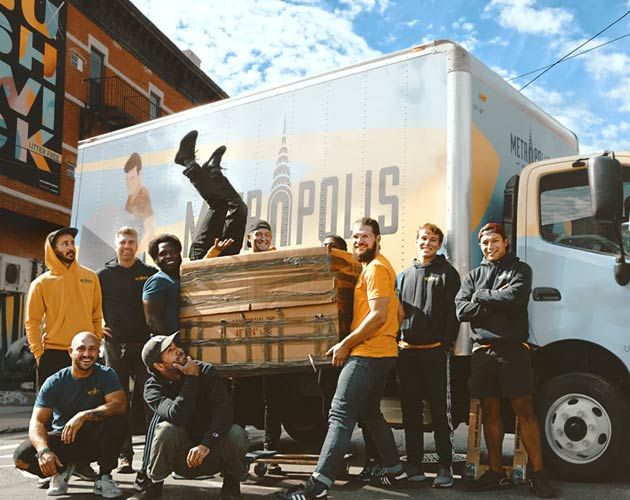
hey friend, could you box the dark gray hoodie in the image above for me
[455,252,532,345]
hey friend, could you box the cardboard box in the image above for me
[179,247,360,375]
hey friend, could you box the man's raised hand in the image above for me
[173,356,200,376]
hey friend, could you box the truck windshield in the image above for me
[539,167,630,256]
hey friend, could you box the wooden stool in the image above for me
[465,398,528,484]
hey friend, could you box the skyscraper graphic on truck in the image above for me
[268,117,292,247]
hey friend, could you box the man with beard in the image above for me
[142,234,183,336]
[98,226,157,473]
[397,223,460,488]
[275,218,408,500]
[319,234,380,482]
[130,332,248,499]
[455,223,555,498]
[26,227,103,387]
[173,131,248,260]
[14,332,127,498]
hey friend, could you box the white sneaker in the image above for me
[94,474,123,498]
[47,464,75,496]
[38,476,51,488]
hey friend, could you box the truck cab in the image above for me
[515,151,630,480]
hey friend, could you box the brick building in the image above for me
[0,0,226,374]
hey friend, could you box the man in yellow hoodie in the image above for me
[26,227,103,388]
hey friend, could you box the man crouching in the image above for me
[14,332,127,498]
[132,332,248,499]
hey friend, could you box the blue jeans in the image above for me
[314,356,401,487]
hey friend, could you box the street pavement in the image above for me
[0,394,629,499]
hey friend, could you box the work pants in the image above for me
[397,347,453,467]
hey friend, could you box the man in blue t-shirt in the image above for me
[14,332,127,498]
[143,234,182,335]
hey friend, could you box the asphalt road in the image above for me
[1,425,629,499]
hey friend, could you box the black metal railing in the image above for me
[84,76,162,124]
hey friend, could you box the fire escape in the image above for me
[80,76,165,139]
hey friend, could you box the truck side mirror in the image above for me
[588,153,623,223]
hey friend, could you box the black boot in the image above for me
[174,130,198,166]
[201,145,227,173]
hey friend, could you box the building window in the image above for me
[88,48,105,109]
[70,52,83,72]
[149,91,161,119]
[89,47,104,79]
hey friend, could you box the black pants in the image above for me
[14,415,128,477]
[263,375,284,450]
[104,340,151,461]
[38,349,71,388]
[397,348,453,467]
[184,162,248,260]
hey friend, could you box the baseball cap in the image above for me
[142,331,180,372]
[478,222,507,241]
[248,219,272,233]
[47,227,78,247]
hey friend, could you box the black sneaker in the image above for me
[117,456,134,474]
[134,470,150,492]
[466,469,511,491]
[267,463,283,475]
[369,469,410,488]
[174,130,198,166]
[529,470,556,498]
[220,473,241,500]
[129,480,163,499]
[273,476,328,500]
[74,462,98,481]
[358,458,380,482]
[201,145,227,173]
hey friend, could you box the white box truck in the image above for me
[72,40,630,480]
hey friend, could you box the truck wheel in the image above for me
[538,372,629,481]
[283,418,327,443]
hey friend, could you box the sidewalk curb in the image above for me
[0,391,36,407]
[0,425,28,435]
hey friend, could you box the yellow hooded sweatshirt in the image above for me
[25,237,103,360]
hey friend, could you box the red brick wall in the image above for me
[0,3,210,261]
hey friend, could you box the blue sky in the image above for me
[130,0,630,153]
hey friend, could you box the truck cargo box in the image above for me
[179,247,360,374]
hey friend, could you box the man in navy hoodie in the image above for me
[98,226,157,473]
[397,223,460,488]
[455,223,554,498]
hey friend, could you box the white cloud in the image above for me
[130,0,381,96]
[450,17,478,51]
[606,77,630,112]
[406,19,420,28]
[336,0,391,18]
[488,35,508,46]
[484,0,574,36]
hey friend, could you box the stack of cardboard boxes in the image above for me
[179,247,360,375]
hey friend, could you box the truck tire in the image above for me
[537,372,629,481]
[283,418,327,443]
[280,372,327,443]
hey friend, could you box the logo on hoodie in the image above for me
[80,278,94,284]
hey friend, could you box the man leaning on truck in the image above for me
[455,223,555,498]
[275,217,408,500]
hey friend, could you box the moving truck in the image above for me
[72,40,630,479]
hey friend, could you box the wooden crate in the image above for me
[179,247,360,375]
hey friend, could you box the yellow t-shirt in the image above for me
[350,254,400,358]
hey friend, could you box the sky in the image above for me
[130,0,630,154]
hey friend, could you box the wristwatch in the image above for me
[36,447,52,459]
